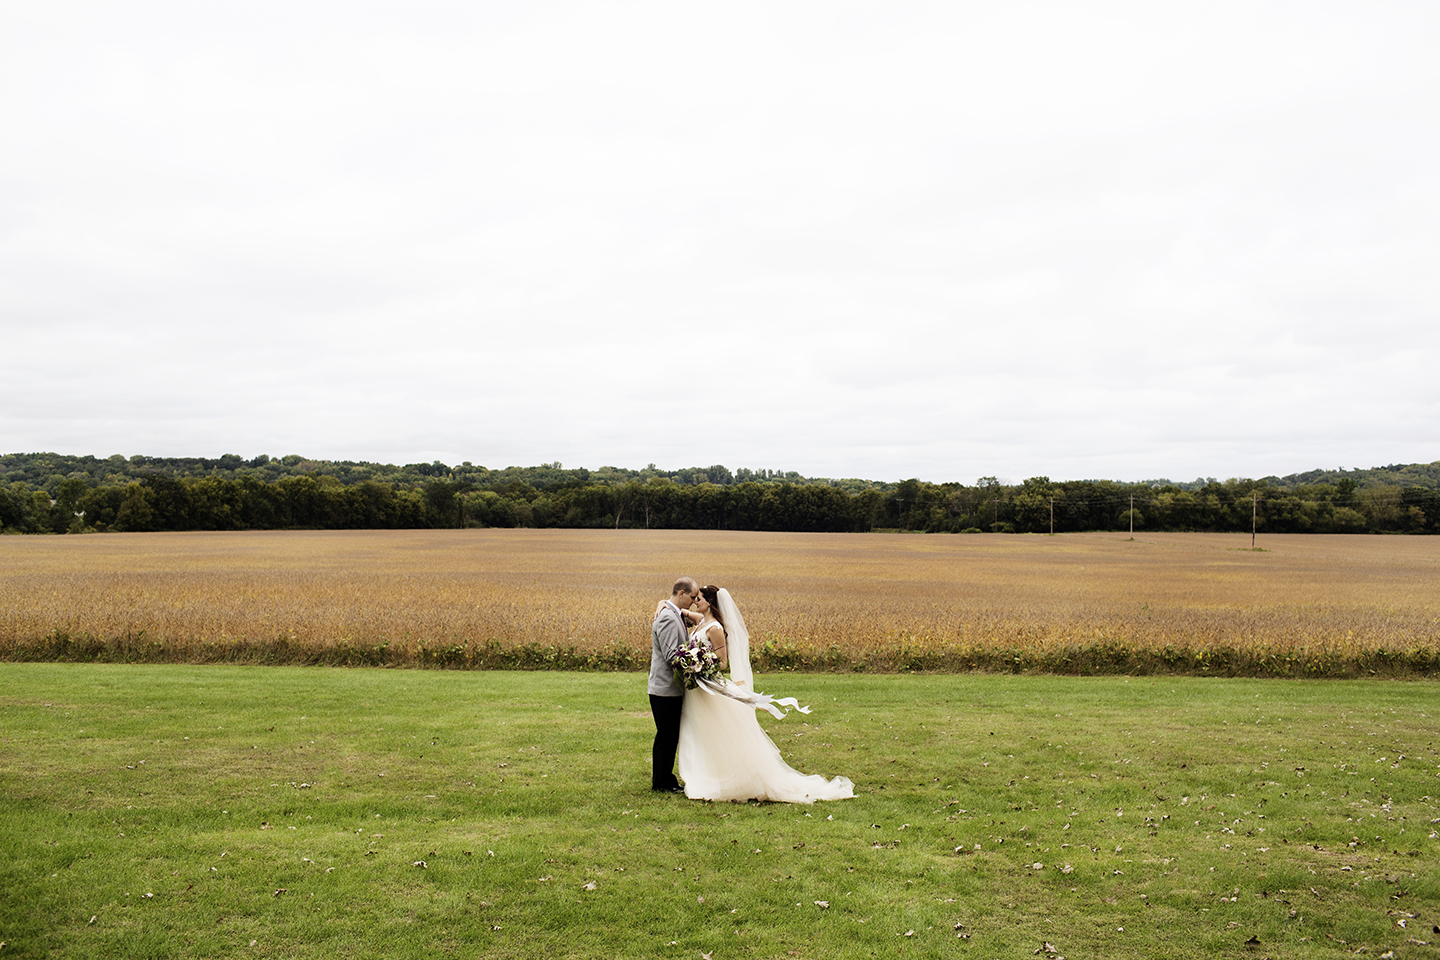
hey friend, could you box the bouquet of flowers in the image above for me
[667,633,723,690]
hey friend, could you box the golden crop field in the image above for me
[2,529,1437,675]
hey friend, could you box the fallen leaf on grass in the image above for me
[814,901,829,908]
[582,881,597,891]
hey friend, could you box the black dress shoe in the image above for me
[668,786,686,794]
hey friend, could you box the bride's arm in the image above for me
[655,599,702,625]
[704,622,727,669]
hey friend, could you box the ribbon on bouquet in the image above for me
[693,676,812,719]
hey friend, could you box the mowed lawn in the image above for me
[3,530,1438,671]
[2,664,1437,959]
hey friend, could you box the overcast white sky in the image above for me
[3,2,1437,484]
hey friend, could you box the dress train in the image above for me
[677,664,853,803]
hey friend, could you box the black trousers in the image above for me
[649,693,683,790]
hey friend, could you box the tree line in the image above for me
[0,452,824,494]
[3,453,1438,534]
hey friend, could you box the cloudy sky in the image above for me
[3,2,1437,484]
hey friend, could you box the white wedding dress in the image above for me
[676,592,854,804]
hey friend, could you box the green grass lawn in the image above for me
[2,664,1438,959]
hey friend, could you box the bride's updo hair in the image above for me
[700,584,726,633]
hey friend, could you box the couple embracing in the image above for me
[649,577,854,803]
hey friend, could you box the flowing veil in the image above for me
[716,588,751,687]
[695,588,808,719]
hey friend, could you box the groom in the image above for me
[649,576,697,793]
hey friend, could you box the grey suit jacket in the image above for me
[648,600,687,697]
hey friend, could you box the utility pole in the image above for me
[993,498,999,533]
[1129,495,1134,537]
[1049,497,1054,535]
[1252,493,1257,549]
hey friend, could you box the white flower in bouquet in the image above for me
[667,634,723,689]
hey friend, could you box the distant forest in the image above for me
[2,452,1438,535]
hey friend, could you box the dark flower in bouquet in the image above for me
[667,634,723,689]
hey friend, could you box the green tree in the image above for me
[140,476,192,530]
[112,483,156,532]
[276,475,321,527]
[190,477,243,530]
[53,477,89,533]
[422,481,459,528]
[0,482,39,532]
[1012,477,1057,533]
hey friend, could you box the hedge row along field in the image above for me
[3,529,1437,676]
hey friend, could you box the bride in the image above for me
[675,585,854,803]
